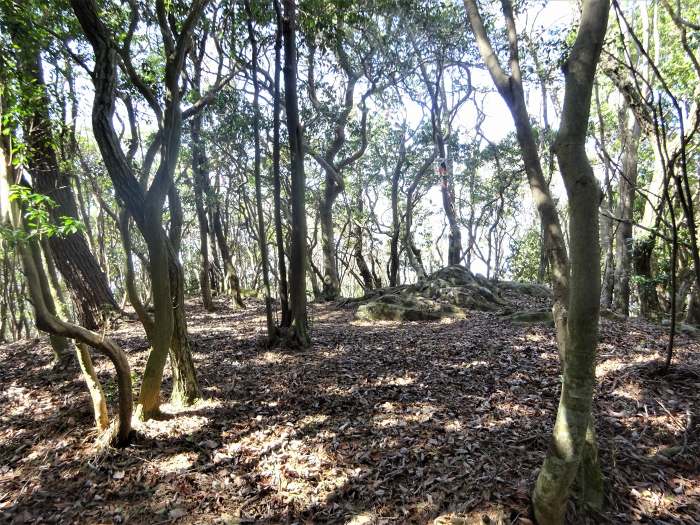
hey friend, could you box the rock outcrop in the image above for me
[354,266,550,322]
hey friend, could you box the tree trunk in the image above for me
[246,0,276,339]
[282,0,310,347]
[319,178,342,300]
[613,105,641,316]
[440,157,462,266]
[389,171,401,287]
[595,84,615,308]
[75,342,110,432]
[532,1,609,522]
[1,104,131,445]
[191,113,215,311]
[633,237,660,319]
[353,191,374,291]
[19,45,117,330]
[685,285,700,324]
[273,0,291,327]
[213,204,245,308]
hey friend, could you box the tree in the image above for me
[282,0,310,347]
[70,0,206,418]
[0,71,133,445]
[465,0,610,520]
[532,1,611,522]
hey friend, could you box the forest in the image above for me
[0,0,699,523]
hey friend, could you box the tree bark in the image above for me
[531,1,609,522]
[190,110,215,311]
[70,0,205,418]
[273,0,291,327]
[613,105,641,316]
[19,45,117,330]
[246,0,276,339]
[465,0,570,357]
[1,101,131,445]
[282,0,310,347]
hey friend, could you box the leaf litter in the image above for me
[1,295,699,524]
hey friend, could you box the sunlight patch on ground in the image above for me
[156,451,197,474]
[351,319,401,327]
[612,382,643,402]
[134,399,221,437]
[524,332,546,343]
[249,351,287,366]
[596,353,659,379]
[299,414,329,426]
[495,401,539,419]
[444,419,463,432]
[366,373,415,387]
[372,401,438,429]
[218,423,353,509]
[347,512,374,524]
[461,360,489,370]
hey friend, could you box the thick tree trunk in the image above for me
[169,280,200,406]
[20,46,117,330]
[439,157,462,266]
[320,177,342,300]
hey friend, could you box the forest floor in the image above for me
[1,292,700,525]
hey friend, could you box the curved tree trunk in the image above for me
[70,0,205,419]
[20,46,117,330]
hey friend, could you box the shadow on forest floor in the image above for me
[1,297,699,524]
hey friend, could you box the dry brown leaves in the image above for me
[0,296,699,524]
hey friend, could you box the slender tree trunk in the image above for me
[465,0,570,357]
[532,1,609,522]
[246,0,276,339]
[33,238,73,362]
[389,171,401,286]
[273,0,291,327]
[282,0,310,347]
[595,84,615,308]
[613,105,641,316]
[191,113,215,311]
[213,204,245,308]
[353,190,374,291]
